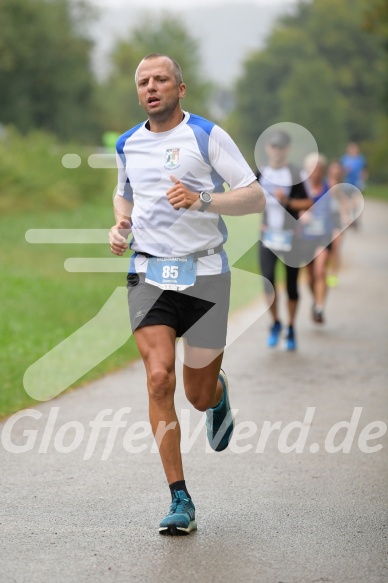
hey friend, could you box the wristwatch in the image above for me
[198,191,212,212]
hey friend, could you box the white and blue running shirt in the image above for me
[259,166,293,230]
[116,112,256,276]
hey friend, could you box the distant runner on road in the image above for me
[340,142,367,230]
[326,159,350,288]
[300,154,333,324]
[257,129,311,351]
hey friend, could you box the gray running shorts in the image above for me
[126,271,231,349]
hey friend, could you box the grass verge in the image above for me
[1,205,263,418]
[363,184,388,201]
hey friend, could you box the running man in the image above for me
[340,142,368,192]
[340,142,367,229]
[300,154,333,324]
[326,159,350,288]
[109,54,265,535]
[257,130,311,351]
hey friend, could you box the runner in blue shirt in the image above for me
[340,142,367,230]
[340,142,367,190]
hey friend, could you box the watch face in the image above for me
[201,191,212,203]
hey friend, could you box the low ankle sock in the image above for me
[169,480,191,499]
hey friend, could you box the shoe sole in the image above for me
[159,521,197,536]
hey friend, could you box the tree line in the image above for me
[227,0,387,180]
[0,0,386,180]
[0,0,211,143]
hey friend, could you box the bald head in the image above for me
[135,54,183,86]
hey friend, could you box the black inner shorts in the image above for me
[127,271,231,349]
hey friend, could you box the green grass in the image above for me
[0,200,136,417]
[363,184,388,201]
[0,128,265,418]
[1,202,265,418]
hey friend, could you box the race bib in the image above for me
[263,228,293,252]
[303,216,325,237]
[145,255,197,291]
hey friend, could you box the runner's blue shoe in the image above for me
[283,326,296,351]
[206,370,234,452]
[159,490,197,536]
[267,321,282,347]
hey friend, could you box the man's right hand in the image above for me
[274,187,288,206]
[109,219,131,256]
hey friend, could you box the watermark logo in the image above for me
[1,406,386,460]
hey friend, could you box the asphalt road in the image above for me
[1,199,387,583]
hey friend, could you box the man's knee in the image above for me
[148,369,175,402]
[185,386,214,412]
[288,290,299,301]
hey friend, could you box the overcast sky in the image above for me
[87,0,299,85]
[91,0,296,9]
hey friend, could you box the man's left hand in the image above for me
[166,175,200,210]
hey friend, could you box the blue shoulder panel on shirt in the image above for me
[116,123,143,202]
[187,113,216,136]
[187,114,216,166]
[116,122,144,157]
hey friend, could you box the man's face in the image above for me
[136,57,186,122]
[309,162,325,184]
[347,142,360,157]
[265,143,289,167]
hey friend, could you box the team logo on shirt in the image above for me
[165,148,180,170]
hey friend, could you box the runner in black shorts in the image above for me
[127,272,231,349]
[109,54,265,535]
[257,129,311,351]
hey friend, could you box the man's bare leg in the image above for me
[134,325,183,484]
[182,346,224,411]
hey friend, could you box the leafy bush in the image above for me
[0,126,115,214]
[362,118,388,185]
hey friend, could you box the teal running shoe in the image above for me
[206,369,234,452]
[267,321,282,347]
[159,490,197,536]
[283,326,297,351]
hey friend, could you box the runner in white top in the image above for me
[116,111,255,276]
[257,130,311,351]
[109,54,265,536]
